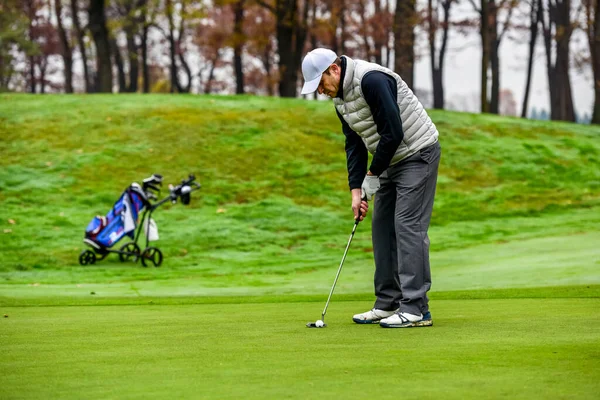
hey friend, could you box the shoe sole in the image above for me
[352,318,382,324]
[380,320,433,328]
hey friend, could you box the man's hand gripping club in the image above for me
[352,188,370,222]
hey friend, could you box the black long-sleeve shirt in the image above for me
[336,58,404,190]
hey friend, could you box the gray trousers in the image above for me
[372,142,441,316]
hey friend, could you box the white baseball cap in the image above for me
[301,48,338,95]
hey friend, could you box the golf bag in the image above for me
[79,174,200,267]
[84,184,149,249]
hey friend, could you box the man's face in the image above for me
[317,64,341,98]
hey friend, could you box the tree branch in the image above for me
[255,0,276,15]
[467,0,481,14]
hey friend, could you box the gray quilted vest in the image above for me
[333,57,439,167]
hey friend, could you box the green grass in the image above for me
[1,94,599,398]
[2,294,599,400]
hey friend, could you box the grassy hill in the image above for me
[0,93,599,298]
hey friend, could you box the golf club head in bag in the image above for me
[143,174,163,200]
[169,174,201,205]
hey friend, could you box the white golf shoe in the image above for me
[380,312,425,328]
[352,308,399,324]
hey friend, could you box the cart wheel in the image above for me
[119,242,141,262]
[79,250,96,266]
[141,247,163,267]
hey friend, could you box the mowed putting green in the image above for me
[1,291,599,399]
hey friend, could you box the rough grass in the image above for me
[1,94,599,281]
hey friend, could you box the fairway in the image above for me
[1,294,599,399]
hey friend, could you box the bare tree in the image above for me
[256,0,310,97]
[70,0,92,92]
[194,4,231,94]
[394,0,417,89]
[54,0,74,92]
[521,0,543,118]
[0,0,34,90]
[109,37,126,92]
[88,0,113,92]
[427,0,455,109]
[584,0,600,123]
[245,3,276,95]
[165,0,181,92]
[233,0,246,94]
[541,0,575,121]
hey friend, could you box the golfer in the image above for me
[301,48,441,328]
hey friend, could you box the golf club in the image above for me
[307,214,363,328]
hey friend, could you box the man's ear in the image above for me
[329,63,341,77]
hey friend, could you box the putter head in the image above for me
[306,322,327,328]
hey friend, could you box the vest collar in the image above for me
[336,56,352,101]
[337,56,355,102]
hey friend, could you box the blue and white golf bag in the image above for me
[79,173,199,267]
[84,184,149,250]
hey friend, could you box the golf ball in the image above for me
[316,320,324,327]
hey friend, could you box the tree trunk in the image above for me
[71,0,92,92]
[263,46,273,96]
[340,2,346,53]
[27,2,36,94]
[125,25,138,92]
[541,0,557,117]
[233,0,245,94]
[430,0,451,109]
[310,0,318,99]
[29,56,36,94]
[480,0,490,113]
[88,0,113,93]
[592,0,600,123]
[140,0,150,93]
[373,0,382,65]
[394,0,416,89]
[259,0,308,98]
[521,0,541,118]
[205,57,218,94]
[489,1,500,114]
[543,0,575,121]
[358,0,374,61]
[165,0,181,93]
[39,57,47,94]
[110,38,126,93]
[274,0,304,97]
[55,0,73,93]
[176,1,191,93]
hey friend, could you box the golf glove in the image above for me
[361,175,380,201]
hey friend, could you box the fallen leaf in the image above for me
[46,161,52,167]
[217,208,227,213]
[8,219,15,224]
[3,229,12,234]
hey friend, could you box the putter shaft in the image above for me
[321,219,360,320]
